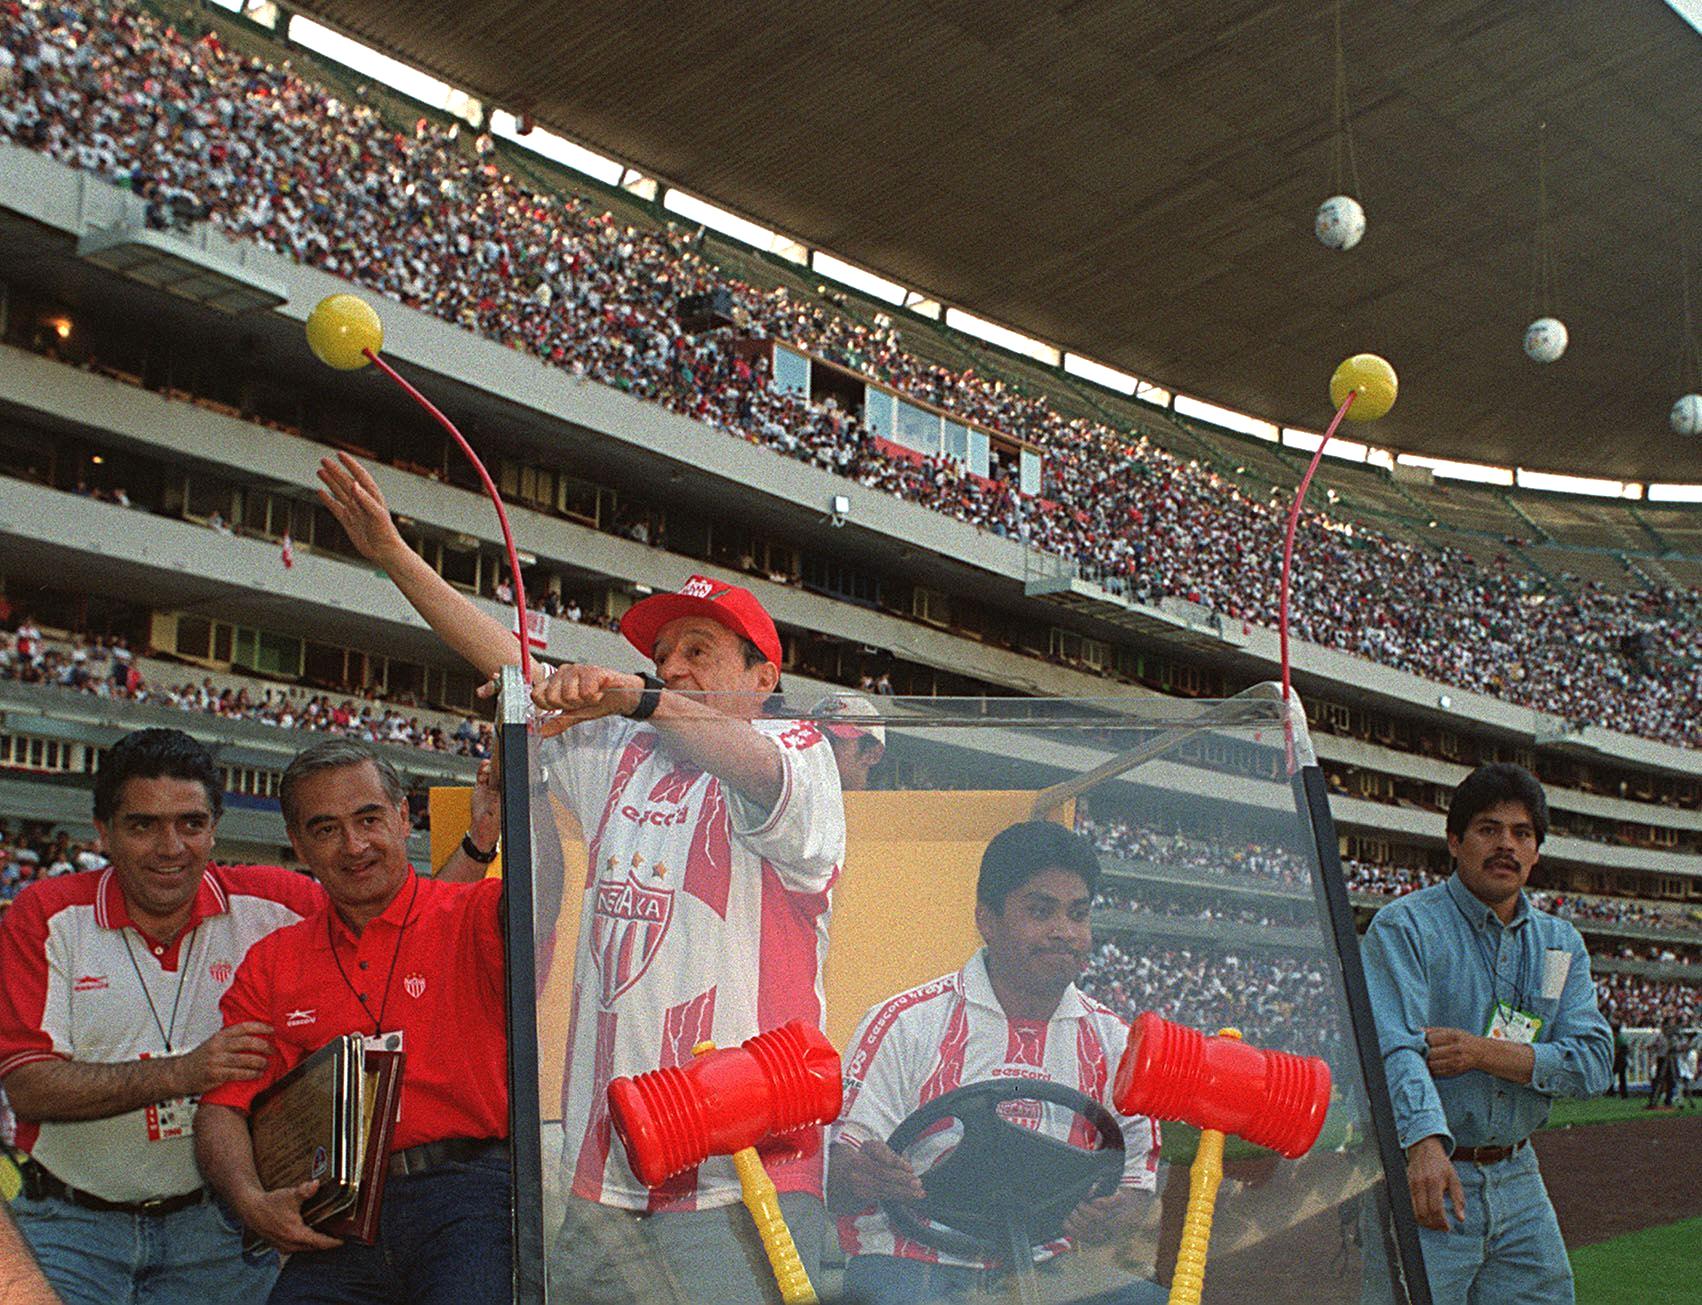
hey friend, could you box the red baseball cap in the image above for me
[622,575,783,669]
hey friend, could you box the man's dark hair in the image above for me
[280,738,404,827]
[977,821,1101,913]
[1446,763,1548,846]
[94,728,222,823]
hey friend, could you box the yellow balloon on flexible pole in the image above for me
[1279,354,1400,715]
[305,294,383,370]
[303,292,537,684]
[1329,353,1398,421]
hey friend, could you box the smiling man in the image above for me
[829,821,1163,1305]
[1362,763,1611,1305]
[192,739,510,1303]
[0,729,322,1305]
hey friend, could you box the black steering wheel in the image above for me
[881,1079,1124,1262]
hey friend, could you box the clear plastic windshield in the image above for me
[499,683,1418,1303]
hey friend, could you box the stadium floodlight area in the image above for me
[1515,469,1641,500]
[812,250,910,306]
[1648,483,1702,502]
[285,15,482,125]
[482,683,1430,1303]
[944,308,1064,367]
[1392,454,1515,487]
[1174,395,1280,444]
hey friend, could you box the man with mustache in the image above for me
[828,821,1163,1304]
[1362,763,1611,1305]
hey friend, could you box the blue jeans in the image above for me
[268,1148,510,1304]
[843,1253,1168,1304]
[1415,1144,1572,1305]
[10,1189,278,1305]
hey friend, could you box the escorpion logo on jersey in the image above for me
[991,1065,1050,1131]
[591,867,675,1005]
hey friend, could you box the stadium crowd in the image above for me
[0,823,104,915]
[1595,972,1701,1027]
[1078,941,1344,1057]
[1,624,495,757]
[3,0,1702,753]
[1077,816,1315,888]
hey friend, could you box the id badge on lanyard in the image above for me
[139,1051,198,1141]
[1485,1001,1543,1045]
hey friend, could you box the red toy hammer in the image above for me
[607,1020,843,1303]
[1113,1013,1331,1305]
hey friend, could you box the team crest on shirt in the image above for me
[209,961,233,984]
[404,974,427,999]
[591,868,675,1005]
[991,1066,1049,1131]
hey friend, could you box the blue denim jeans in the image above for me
[10,1189,279,1305]
[843,1253,1168,1304]
[1414,1144,1572,1305]
[268,1148,510,1304]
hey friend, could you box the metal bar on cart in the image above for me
[1293,762,1432,1305]
[1028,690,1281,819]
[498,665,546,1303]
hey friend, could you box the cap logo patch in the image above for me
[680,575,728,600]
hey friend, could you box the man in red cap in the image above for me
[317,453,847,1303]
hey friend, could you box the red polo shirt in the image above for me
[202,870,507,1150]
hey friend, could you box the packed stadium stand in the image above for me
[0,0,1698,1059]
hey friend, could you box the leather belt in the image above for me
[1452,1138,1529,1166]
[388,1136,507,1178]
[20,1159,207,1216]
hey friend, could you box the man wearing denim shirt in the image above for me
[1362,763,1611,1305]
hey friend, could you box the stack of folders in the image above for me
[245,1032,405,1248]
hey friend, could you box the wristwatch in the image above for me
[460,832,499,864]
[626,672,666,721]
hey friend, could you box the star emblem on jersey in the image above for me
[591,866,675,1006]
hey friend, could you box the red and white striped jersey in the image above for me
[542,713,845,1210]
[834,950,1160,1268]
[0,864,322,1202]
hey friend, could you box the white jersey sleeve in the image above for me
[1084,1005,1161,1191]
[729,720,845,893]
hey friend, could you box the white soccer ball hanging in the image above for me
[1315,195,1366,251]
[1523,317,1568,364]
[1673,393,1702,437]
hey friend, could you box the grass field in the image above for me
[1571,1218,1702,1305]
[1156,1095,1669,1167]
[1546,1095,1694,1129]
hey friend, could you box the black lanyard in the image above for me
[1452,890,1529,1009]
[327,876,418,1036]
[121,925,199,1055]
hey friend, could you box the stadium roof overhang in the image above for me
[287,0,1702,483]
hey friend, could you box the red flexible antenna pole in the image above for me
[362,347,535,685]
[1278,390,1357,703]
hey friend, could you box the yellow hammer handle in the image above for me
[731,1145,818,1304]
[1168,1127,1225,1305]
[691,1040,817,1305]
